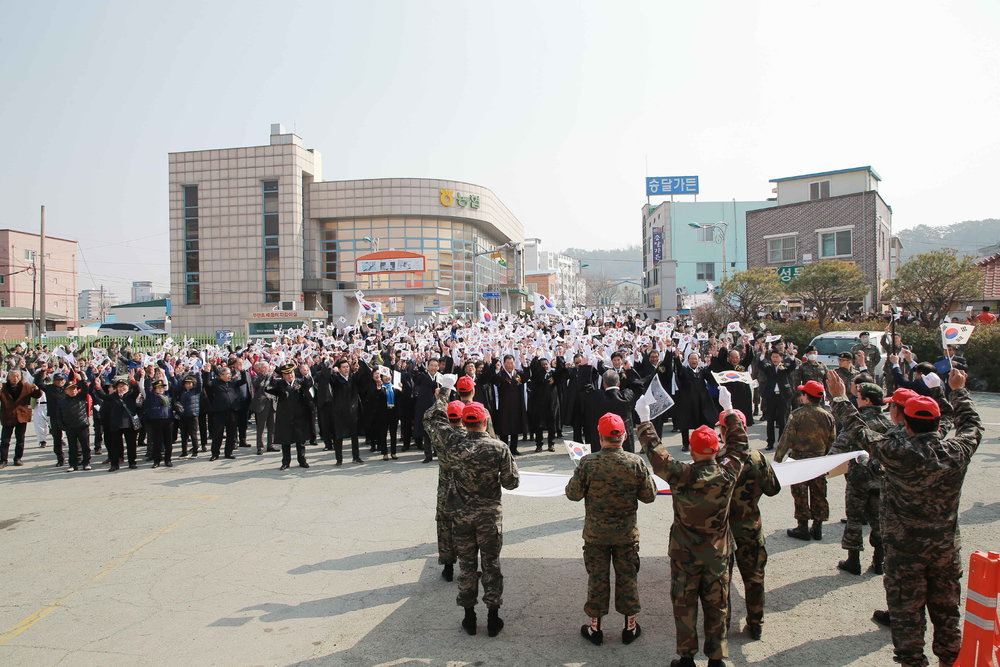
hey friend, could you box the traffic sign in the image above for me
[482,292,502,299]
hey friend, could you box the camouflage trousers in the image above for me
[727,536,767,629]
[841,483,881,552]
[884,544,963,667]
[437,518,455,565]
[453,513,504,609]
[670,557,731,660]
[582,542,640,618]
[791,476,829,521]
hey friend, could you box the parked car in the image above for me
[97,321,168,337]
[808,330,885,380]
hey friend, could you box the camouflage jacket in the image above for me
[637,414,748,562]
[850,342,881,372]
[774,403,835,462]
[424,395,519,518]
[425,415,459,521]
[829,404,892,488]
[565,447,657,544]
[793,360,828,389]
[728,449,781,544]
[834,365,858,389]
[830,389,982,552]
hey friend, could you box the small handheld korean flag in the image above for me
[939,323,974,346]
[726,321,744,336]
[480,303,495,325]
[565,441,591,466]
[641,374,674,420]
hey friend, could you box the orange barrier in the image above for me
[955,550,1000,667]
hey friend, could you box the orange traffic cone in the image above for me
[954,550,1000,667]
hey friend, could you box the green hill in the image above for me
[896,219,1000,261]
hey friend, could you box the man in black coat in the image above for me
[758,349,799,450]
[562,354,595,444]
[411,357,441,463]
[635,348,675,437]
[202,364,247,461]
[481,354,528,456]
[329,358,368,465]
[671,351,717,452]
[311,359,339,451]
[583,369,642,452]
[265,363,312,470]
[526,356,566,452]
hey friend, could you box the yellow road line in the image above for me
[0,494,219,646]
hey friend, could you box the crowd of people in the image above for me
[0,309,989,666]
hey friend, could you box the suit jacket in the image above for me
[584,382,639,452]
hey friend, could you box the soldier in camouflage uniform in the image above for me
[829,381,892,575]
[774,380,836,540]
[427,401,467,582]
[724,410,781,641]
[850,331,882,375]
[566,412,657,646]
[792,346,828,405]
[833,352,859,392]
[827,368,982,667]
[424,395,519,637]
[637,413,749,667]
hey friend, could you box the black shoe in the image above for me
[422,457,433,463]
[256,449,264,455]
[680,445,689,452]
[872,610,891,627]
[707,660,727,667]
[209,455,219,461]
[871,547,885,575]
[547,444,555,452]
[621,623,641,644]
[0,462,6,469]
[224,455,236,459]
[581,625,603,646]
[487,608,504,637]
[40,441,47,448]
[239,443,250,448]
[462,608,477,635]
[152,463,160,469]
[94,448,103,455]
[324,446,333,451]
[279,463,289,471]
[747,624,762,640]
[442,564,454,582]
[838,550,861,575]
[670,658,696,667]
[128,463,138,469]
[787,522,811,541]
[164,462,173,467]
[299,461,310,469]
[353,458,364,464]
[840,517,849,524]
[109,464,119,472]
[335,460,343,466]
[266,446,278,452]
[511,449,521,456]
[810,520,823,540]
[535,444,543,452]
[56,459,65,467]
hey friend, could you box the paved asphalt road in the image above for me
[1,394,997,666]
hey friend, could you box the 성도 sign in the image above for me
[651,227,664,264]
[770,265,805,283]
[356,251,426,274]
[646,176,699,196]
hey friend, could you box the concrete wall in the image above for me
[775,169,878,205]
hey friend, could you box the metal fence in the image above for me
[1,333,249,354]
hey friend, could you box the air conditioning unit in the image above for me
[280,301,296,311]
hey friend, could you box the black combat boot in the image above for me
[462,607,477,635]
[670,658,696,667]
[837,549,861,575]
[442,563,453,582]
[707,660,727,667]
[621,615,641,644]
[786,520,811,541]
[487,606,504,637]
[296,445,309,468]
[580,617,602,645]
[746,623,762,640]
[810,520,823,540]
[871,546,885,574]
[872,610,891,627]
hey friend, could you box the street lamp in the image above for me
[689,221,730,280]
[472,241,514,315]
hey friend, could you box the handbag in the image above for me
[14,404,32,423]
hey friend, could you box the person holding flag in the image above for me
[479,303,495,325]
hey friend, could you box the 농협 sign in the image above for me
[439,190,481,209]
[771,265,805,283]
[646,176,699,196]
[651,227,664,264]
[356,251,426,274]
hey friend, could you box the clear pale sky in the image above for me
[2,0,998,295]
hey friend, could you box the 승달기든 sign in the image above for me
[646,176,699,196]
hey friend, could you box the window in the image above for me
[0,275,4,284]
[819,229,852,258]
[695,262,716,281]
[695,227,714,242]
[24,249,35,261]
[766,235,796,264]
[262,180,280,303]
[810,180,831,200]
[183,185,200,305]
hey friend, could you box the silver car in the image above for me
[97,321,168,337]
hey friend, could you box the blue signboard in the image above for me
[482,292,502,299]
[651,227,664,264]
[215,329,233,346]
[646,176,699,196]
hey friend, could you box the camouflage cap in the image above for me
[856,382,885,402]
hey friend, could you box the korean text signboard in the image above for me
[771,265,805,283]
[646,176,699,196]
[652,227,664,264]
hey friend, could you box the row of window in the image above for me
[262,180,280,303]
[184,185,200,305]
[766,228,853,264]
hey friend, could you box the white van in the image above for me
[808,330,885,379]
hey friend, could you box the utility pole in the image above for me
[99,284,105,321]
[30,255,37,339]
[39,205,47,336]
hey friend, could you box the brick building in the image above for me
[0,229,78,331]
[746,166,896,310]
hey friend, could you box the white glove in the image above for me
[856,451,870,464]
[922,373,942,389]
[634,394,651,423]
[438,373,457,390]
[718,386,732,412]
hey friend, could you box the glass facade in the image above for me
[262,180,280,303]
[320,217,508,315]
[183,185,200,305]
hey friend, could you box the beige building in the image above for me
[169,125,526,335]
[0,229,78,331]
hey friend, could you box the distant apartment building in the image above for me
[522,241,585,309]
[131,281,153,302]
[78,287,119,322]
[746,166,896,310]
[0,229,78,328]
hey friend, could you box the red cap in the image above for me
[904,396,941,419]
[717,409,747,428]
[456,376,475,393]
[462,402,489,424]
[690,425,720,455]
[884,388,918,407]
[447,401,465,420]
[797,380,825,398]
[597,413,626,438]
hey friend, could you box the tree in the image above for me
[583,273,619,306]
[791,260,869,329]
[884,250,984,329]
[715,267,786,324]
